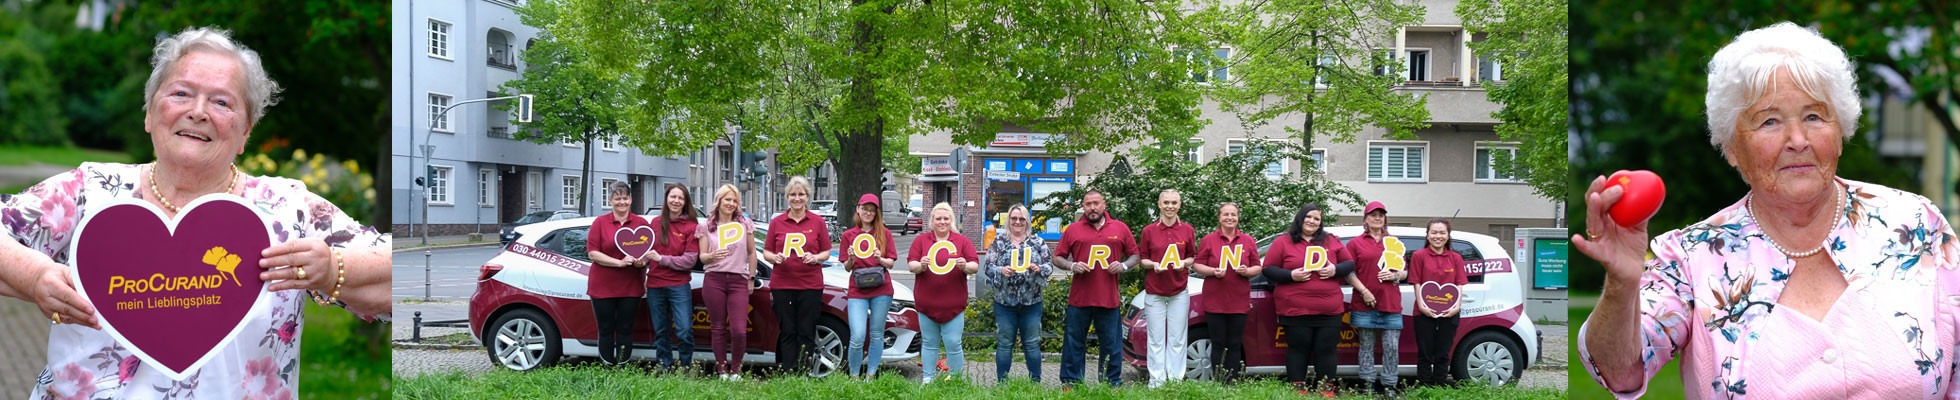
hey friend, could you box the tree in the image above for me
[500,0,631,216]
[1207,0,1432,157]
[1459,0,1568,200]
[551,0,1216,202]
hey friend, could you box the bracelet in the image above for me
[315,248,347,306]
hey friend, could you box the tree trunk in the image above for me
[581,132,594,215]
[837,0,887,207]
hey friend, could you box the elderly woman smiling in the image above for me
[0,27,390,399]
[1577,22,1960,398]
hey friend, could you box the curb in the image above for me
[393,241,502,252]
[394,341,483,350]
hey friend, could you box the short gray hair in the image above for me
[144,27,282,126]
[607,181,632,198]
[1704,22,1859,152]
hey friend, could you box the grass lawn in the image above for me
[395,365,1566,400]
[0,146,131,166]
[300,302,391,399]
[1567,306,1684,399]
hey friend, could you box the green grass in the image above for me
[395,365,1565,400]
[300,302,391,400]
[1567,306,1684,399]
[0,146,131,166]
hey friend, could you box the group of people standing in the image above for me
[576,178,1471,396]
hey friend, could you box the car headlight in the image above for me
[891,299,916,311]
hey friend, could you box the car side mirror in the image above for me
[755,263,773,280]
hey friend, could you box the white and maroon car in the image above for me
[468,216,922,376]
[1121,226,1541,386]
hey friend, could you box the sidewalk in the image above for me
[0,300,50,393]
[393,234,501,251]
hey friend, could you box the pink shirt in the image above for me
[694,215,756,277]
[1577,179,1960,399]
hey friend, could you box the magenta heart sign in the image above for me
[67,195,273,380]
[1419,282,1460,312]
[615,226,654,260]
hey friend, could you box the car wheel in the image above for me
[1454,330,1522,386]
[486,308,562,371]
[1183,327,1213,381]
[809,317,848,378]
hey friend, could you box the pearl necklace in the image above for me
[1745,182,1843,259]
[150,163,238,213]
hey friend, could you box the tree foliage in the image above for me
[1206,0,1431,152]
[1032,140,1364,244]
[1459,0,1567,199]
[500,0,635,215]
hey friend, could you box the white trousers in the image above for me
[1143,290,1191,388]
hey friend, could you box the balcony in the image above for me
[487,44,516,71]
[489,126,512,139]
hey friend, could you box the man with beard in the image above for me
[1054,190,1140,388]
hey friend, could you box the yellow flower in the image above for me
[292,149,307,161]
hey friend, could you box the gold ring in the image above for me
[295,266,307,280]
[51,312,61,325]
[1586,230,1601,241]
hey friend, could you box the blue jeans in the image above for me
[1060,306,1122,386]
[920,313,966,382]
[846,295,892,377]
[645,284,694,369]
[994,302,1042,383]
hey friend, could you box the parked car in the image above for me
[1120,226,1540,386]
[499,210,581,246]
[902,211,923,234]
[469,216,923,376]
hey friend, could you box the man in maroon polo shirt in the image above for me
[1054,190,1138,387]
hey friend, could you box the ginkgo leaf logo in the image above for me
[1381,237,1408,272]
[202,246,243,287]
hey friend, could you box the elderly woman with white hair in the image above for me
[1577,22,1960,398]
[0,27,390,398]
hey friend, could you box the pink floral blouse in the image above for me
[3,163,387,400]
[1579,178,1960,399]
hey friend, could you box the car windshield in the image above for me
[811,201,837,213]
[514,212,554,224]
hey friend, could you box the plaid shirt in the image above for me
[984,232,1054,306]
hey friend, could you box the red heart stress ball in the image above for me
[1604,170,1665,227]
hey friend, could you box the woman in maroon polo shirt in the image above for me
[1409,218,1468,386]
[696,184,760,381]
[840,193,896,378]
[1345,201,1407,396]
[1191,202,1260,383]
[644,183,699,371]
[907,203,979,383]
[762,177,832,376]
[1260,202,1365,397]
[1139,189,1197,388]
[583,181,650,366]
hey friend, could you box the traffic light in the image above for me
[880,168,891,188]
[738,151,768,182]
[516,94,534,123]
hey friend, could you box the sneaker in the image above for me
[1318,382,1339,398]
[730,374,743,382]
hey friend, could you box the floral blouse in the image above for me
[1578,178,1960,399]
[4,163,387,400]
[983,233,1054,307]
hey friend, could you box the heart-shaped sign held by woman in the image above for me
[1604,170,1666,227]
[1418,281,1460,312]
[67,195,274,381]
[615,226,654,260]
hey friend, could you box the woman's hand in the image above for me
[1362,292,1377,308]
[258,238,336,293]
[1290,268,1310,282]
[32,262,98,329]
[1317,266,1336,279]
[762,252,784,264]
[1377,268,1397,282]
[1575,174,1652,285]
[706,247,730,263]
[998,266,1013,277]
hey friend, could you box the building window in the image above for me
[1187,48,1230,83]
[601,136,617,152]
[1367,143,1426,182]
[427,19,452,60]
[563,138,579,148]
[1308,148,1328,174]
[561,175,581,209]
[428,93,452,133]
[1405,50,1430,81]
[1226,139,1288,181]
[1372,50,1396,76]
[599,178,620,203]
[1476,143,1523,183]
[1478,56,1505,83]
[428,165,453,205]
[478,169,495,206]
[1184,139,1204,163]
[1314,54,1337,89]
[719,147,733,182]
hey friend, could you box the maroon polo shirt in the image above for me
[1260,233,1351,317]
[1408,247,1469,288]
[646,215,700,289]
[766,211,833,290]
[1195,230,1258,314]
[909,232,977,323]
[585,213,651,299]
[1343,233,1402,314]
[841,227,897,299]
[1140,220,1196,296]
[1056,216,1137,309]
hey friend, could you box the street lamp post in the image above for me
[418,94,533,245]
